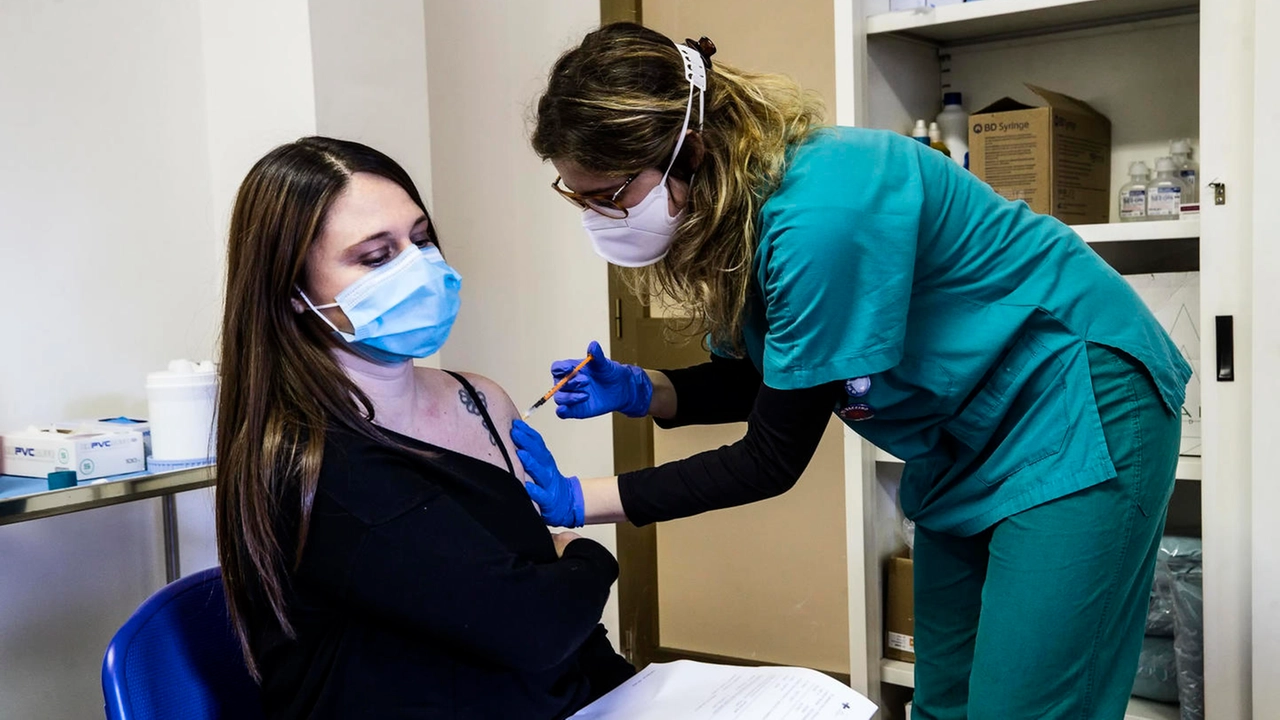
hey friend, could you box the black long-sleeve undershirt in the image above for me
[619,356,842,527]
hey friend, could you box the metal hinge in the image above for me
[614,298,624,339]
[623,629,635,663]
[1208,181,1226,206]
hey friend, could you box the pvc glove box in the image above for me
[0,426,146,480]
[54,417,152,458]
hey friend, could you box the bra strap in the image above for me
[444,370,516,476]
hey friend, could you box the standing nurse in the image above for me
[513,23,1191,720]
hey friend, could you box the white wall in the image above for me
[0,2,217,717]
[0,1,316,716]
[309,0,433,207]
[423,0,621,637]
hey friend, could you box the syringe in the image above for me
[522,354,594,420]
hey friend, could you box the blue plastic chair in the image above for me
[102,566,264,720]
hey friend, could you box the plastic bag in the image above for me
[1147,562,1176,637]
[1152,536,1203,720]
[1171,561,1203,720]
[1131,636,1179,702]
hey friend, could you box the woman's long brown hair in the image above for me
[531,22,823,352]
[216,137,436,678]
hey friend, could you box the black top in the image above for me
[251,373,634,719]
[619,356,842,526]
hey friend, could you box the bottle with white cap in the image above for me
[1120,161,1152,222]
[911,119,930,146]
[1148,157,1185,221]
[936,92,970,168]
[928,122,951,158]
[1169,139,1199,206]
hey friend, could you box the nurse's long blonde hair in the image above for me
[531,22,824,351]
[532,20,824,351]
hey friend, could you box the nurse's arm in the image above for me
[580,476,629,525]
[645,370,678,420]
[580,380,841,526]
[646,354,763,426]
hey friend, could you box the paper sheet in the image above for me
[570,660,878,720]
[1125,272,1201,456]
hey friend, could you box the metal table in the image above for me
[0,466,215,582]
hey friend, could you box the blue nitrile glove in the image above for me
[551,340,653,419]
[511,419,584,528]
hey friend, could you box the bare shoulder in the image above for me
[455,372,526,481]
[455,372,522,426]
[414,367,526,481]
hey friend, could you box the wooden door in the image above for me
[602,0,852,680]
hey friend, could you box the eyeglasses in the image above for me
[551,175,637,219]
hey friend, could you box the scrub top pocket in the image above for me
[944,332,1070,488]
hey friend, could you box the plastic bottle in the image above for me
[1170,139,1198,206]
[928,122,951,157]
[936,92,969,169]
[911,119,930,145]
[1120,161,1151,222]
[1148,157,1184,221]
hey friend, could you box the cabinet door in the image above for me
[1201,0,1257,717]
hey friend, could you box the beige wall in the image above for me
[424,0,621,636]
[643,0,836,118]
[642,0,849,674]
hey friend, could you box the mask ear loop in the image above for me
[662,44,708,185]
[297,287,345,335]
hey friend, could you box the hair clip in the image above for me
[683,36,717,67]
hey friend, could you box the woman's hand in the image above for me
[551,531,582,558]
[511,419,584,527]
[551,340,653,419]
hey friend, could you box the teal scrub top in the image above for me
[738,127,1192,536]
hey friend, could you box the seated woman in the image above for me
[215,136,633,719]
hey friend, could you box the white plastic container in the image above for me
[146,360,218,463]
[1120,161,1152,222]
[1170,138,1199,206]
[936,92,969,168]
[910,119,929,145]
[1148,157,1185,220]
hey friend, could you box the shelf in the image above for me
[880,658,915,688]
[1124,697,1180,720]
[875,447,903,464]
[882,659,1178,719]
[1072,217,1200,244]
[0,465,215,526]
[866,0,1199,45]
[1176,455,1201,482]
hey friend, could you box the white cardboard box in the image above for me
[54,417,151,457]
[0,426,146,480]
[1126,272,1201,456]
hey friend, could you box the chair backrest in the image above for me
[102,566,264,720]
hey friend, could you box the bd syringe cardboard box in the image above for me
[0,427,146,481]
[969,84,1112,225]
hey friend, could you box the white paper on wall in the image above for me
[1124,272,1201,456]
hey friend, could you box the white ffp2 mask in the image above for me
[582,42,707,268]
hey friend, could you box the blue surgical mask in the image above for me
[299,245,462,363]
